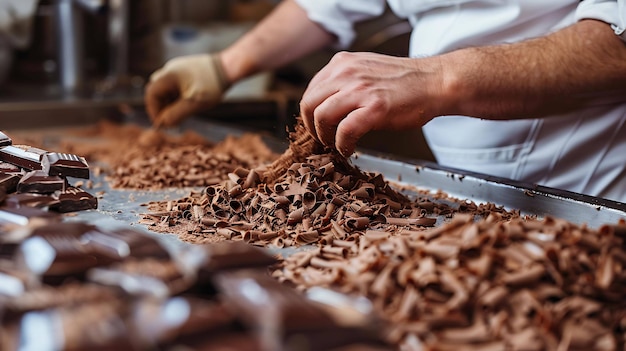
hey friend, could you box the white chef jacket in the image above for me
[295,0,626,202]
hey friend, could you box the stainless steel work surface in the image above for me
[353,153,626,228]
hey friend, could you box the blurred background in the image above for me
[0,0,433,160]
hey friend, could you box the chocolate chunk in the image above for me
[0,145,45,171]
[12,223,116,280]
[16,233,100,278]
[88,258,195,298]
[132,297,239,345]
[216,270,391,350]
[0,206,60,226]
[0,266,36,296]
[3,193,60,209]
[0,171,21,193]
[18,300,134,351]
[1,283,119,316]
[30,221,97,239]
[42,152,90,179]
[17,170,65,194]
[0,131,12,147]
[49,186,98,213]
[82,227,170,261]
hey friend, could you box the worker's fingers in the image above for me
[335,107,376,157]
[300,83,339,144]
[144,72,180,123]
[156,99,206,128]
[310,90,362,148]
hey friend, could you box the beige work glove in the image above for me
[144,54,230,127]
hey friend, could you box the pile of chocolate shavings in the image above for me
[31,120,278,190]
[274,213,626,351]
[142,120,520,246]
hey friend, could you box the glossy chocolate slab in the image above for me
[50,187,98,212]
[0,206,61,226]
[4,193,59,209]
[42,152,90,179]
[0,146,43,171]
[17,170,65,194]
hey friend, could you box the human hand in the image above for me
[144,54,230,127]
[299,51,446,156]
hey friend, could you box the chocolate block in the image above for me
[0,266,37,296]
[0,131,12,147]
[17,170,65,194]
[177,242,278,283]
[42,152,90,179]
[49,186,98,213]
[0,171,21,193]
[82,227,170,261]
[131,297,238,346]
[30,221,97,239]
[4,193,60,209]
[215,271,391,350]
[2,283,119,315]
[0,145,45,171]
[0,207,60,226]
[18,300,134,351]
[88,258,195,298]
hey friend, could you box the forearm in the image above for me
[220,0,336,83]
[440,19,626,120]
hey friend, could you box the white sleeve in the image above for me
[293,0,388,48]
[576,0,626,42]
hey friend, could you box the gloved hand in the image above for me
[144,54,230,127]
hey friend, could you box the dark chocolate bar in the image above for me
[88,257,196,298]
[82,227,170,261]
[29,221,97,239]
[1,283,119,315]
[0,145,45,171]
[42,152,90,179]
[49,186,98,213]
[0,206,61,226]
[17,233,99,277]
[0,266,36,296]
[4,193,60,209]
[215,271,391,350]
[17,170,65,194]
[131,297,239,345]
[18,300,134,350]
[0,131,12,147]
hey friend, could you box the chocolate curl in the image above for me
[302,191,317,210]
[345,217,370,230]
[320,245,348,260]
[270,236,285,248]
[317,162,335,178]
[295,230,320,245]
[501,264,545,286]
[352,183,375,200]
[287,207,305,225]
[330,220,347,239]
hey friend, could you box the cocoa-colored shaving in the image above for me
[16,120,278,190]
[274,214,626,350]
